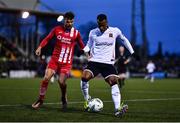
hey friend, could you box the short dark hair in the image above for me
[64,11,75,19]
[97,14,107,21]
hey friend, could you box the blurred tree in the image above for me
[155,41,163,58]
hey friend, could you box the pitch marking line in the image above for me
[0,97,180,107]
[0,87,180,94]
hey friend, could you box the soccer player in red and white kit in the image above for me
[32,12,85,109]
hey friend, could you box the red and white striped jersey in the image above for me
[39,25,84,65]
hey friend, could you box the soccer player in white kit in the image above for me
[145,60,156,82]
[80,14,136,117]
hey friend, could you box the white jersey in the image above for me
[146,62,156,73]
[83,27,134,64]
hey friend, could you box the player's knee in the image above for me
[43,75,51,81]
[44,73,53,81]
[106,76,118,86]
[59,82,66,87]
[81,72,92,82]
[110,80,117,86]
[58,79,66,88]
[58,78,65,84]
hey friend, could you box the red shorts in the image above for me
[47,58,71,75]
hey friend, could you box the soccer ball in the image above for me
[88,98,103,112]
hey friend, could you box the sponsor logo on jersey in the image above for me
[57,35,72,44]
[95,42,113,46]
[109,33,113,37]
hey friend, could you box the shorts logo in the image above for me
[109,33,113,37]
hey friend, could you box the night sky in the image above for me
[40,0,180,55]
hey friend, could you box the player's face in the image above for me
[64,18,74,30]
[119,46,125,53]
[97,19,108,32]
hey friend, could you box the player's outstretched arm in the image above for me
[35,28,55,56]
[117,28,134,55]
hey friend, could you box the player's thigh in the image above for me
[100,64,118,85]
[57,65,71,84]
[101,64,117,79]
[45,59,57,80]
[82,62,100,80]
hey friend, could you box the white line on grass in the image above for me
[126,90,180,94]
[0,97,180,107]
[1,88,180,94]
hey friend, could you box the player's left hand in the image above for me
[35,47,41,56]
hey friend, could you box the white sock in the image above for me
[80,80,90,101]
[111,84,121,110]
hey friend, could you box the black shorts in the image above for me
[84,61,117,79]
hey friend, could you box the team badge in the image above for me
[109,33,113,37]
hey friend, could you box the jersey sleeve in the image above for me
[76,31,85,50]
[39,28,55,48]
[116,28,135,54]
[83,30,93,52]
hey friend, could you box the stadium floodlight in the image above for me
[57,15,64,22]
[22,11,30,19]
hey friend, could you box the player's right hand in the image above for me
[84,52,92,60]
[35,47,41,56]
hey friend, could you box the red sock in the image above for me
[39,79,49,100]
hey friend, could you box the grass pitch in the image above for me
[0,78,180,122]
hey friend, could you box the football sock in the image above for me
[59,83,67,99]
[111,84,121,110]
[39,79,49,100]
[80,80,90,101]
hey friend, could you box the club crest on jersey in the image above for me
[57,35,62,40]
[109,33,113,37]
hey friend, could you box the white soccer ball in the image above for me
[88,98,103,112]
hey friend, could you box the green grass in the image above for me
[0,78,180,122]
